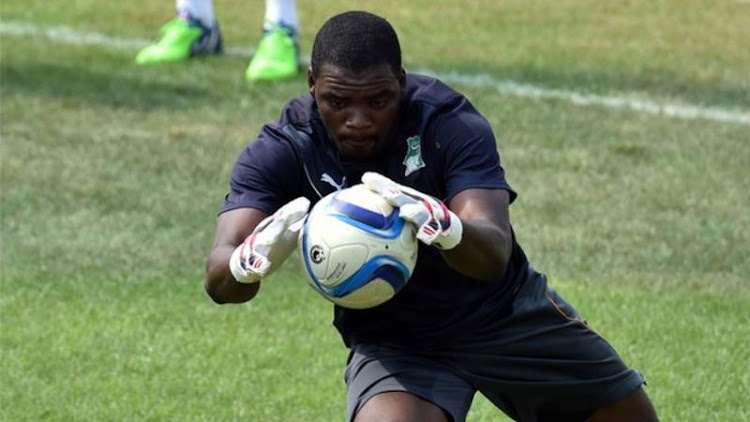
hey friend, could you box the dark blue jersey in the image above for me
[222,73,537,349]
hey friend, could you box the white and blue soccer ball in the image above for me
[299,184,418,309]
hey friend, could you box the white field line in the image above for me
[425,71,750,125]
[0,21,253,57]
[2,20,749,126]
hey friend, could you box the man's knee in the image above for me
[587,387,658,422]
[354,392,450,422]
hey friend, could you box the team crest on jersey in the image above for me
[402,136,426,176]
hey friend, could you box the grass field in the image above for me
[1,1,749,420]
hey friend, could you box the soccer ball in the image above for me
[298,184,418,309]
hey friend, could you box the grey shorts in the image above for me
[344,275,645,422]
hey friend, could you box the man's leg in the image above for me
[136,0,222,65]
[447,272,658,421]
[345,344,475,422]
[176,0,216,25]
[245,0,300,82]
[355,392,449,422]
[586,387,658,422]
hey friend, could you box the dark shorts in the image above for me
[344,274,645,422]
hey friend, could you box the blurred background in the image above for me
[1,1,748,420]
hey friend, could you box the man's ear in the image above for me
[307,67,315,94]
[398,67,406,96]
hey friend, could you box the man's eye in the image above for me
[370,98,388,109]
[328,98,345,109]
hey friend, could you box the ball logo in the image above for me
[310,245,326,264]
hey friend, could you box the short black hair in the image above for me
[310,11,402,78]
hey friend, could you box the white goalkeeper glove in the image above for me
[229,197,310,284]
[362,172,463,250]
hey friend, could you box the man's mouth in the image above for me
[341,136,377,148]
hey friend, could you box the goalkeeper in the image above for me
[205,10,659,422]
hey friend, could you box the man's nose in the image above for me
[345,108,373,129]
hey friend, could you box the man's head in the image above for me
[310,11,402,79]
[308,11,406,161]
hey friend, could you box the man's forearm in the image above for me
[205,245,259,304]
[441,220,511,281]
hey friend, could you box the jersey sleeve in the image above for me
[432,99,517,204]
[220,125,301,215]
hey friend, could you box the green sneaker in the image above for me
[136,17,222,65]
[245,25,299,82]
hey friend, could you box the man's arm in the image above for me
[362,173,513,281]
[205,208,269,304]
[441,188,513,281]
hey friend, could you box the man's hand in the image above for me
[229,197,310,284]
[362,172,463,250]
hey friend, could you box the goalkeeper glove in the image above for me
[229,197,310,284]
[361,172,463,250]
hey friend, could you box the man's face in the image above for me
[309,63,405,161]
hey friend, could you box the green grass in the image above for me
[2,1,749,421]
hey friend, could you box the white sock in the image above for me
[176,0,215,28]
[264,0,298,34]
